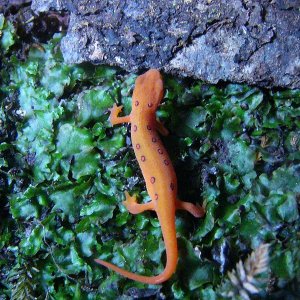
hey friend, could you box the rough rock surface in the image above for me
[31,0,300,89]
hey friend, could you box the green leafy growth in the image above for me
[0,14,16,52]
[7,264,37,300]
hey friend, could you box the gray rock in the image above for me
[31,0,68,12]
[31,0,300,89]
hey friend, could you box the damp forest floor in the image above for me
[0,14,300,300]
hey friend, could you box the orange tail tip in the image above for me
[94,258,174,285]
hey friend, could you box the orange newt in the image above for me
[95,69,205,284]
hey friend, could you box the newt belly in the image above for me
[94,69,205,284]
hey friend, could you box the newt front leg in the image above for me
[109,104,131,125]
[155,119,169,136]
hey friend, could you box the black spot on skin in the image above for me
[154,193,158,200]
[147,125,151,130]
[150,177,155,184]
[164,159,169,166]
[148,102,153,108]
[158,148,163,154]
[133,125,137,132]
[170,182,174,191]
[152,137,157,143]
[135,100,139,106]
[141,155,146,162]
[136,144,141,149]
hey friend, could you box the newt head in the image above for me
[132,69,164,113]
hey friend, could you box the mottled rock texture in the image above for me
[31,0,300,89]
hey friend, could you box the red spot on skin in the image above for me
[136,144,141,149]
[147,125,151,130]
[133,125,137,132]
[152,137,157,143]
[158,148,163,154]
[170,183,174,191]
[150,177,155,184]
[141,155,146,162]
[135,100,139,106]
[164,159,169,165]
[148,102,153,108]
[154,193,158,200]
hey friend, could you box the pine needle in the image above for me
[219,243,270,300]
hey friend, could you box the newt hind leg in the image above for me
[176,199,205,218]
[123,191,155,214]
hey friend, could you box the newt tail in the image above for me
[95,210,178,284]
